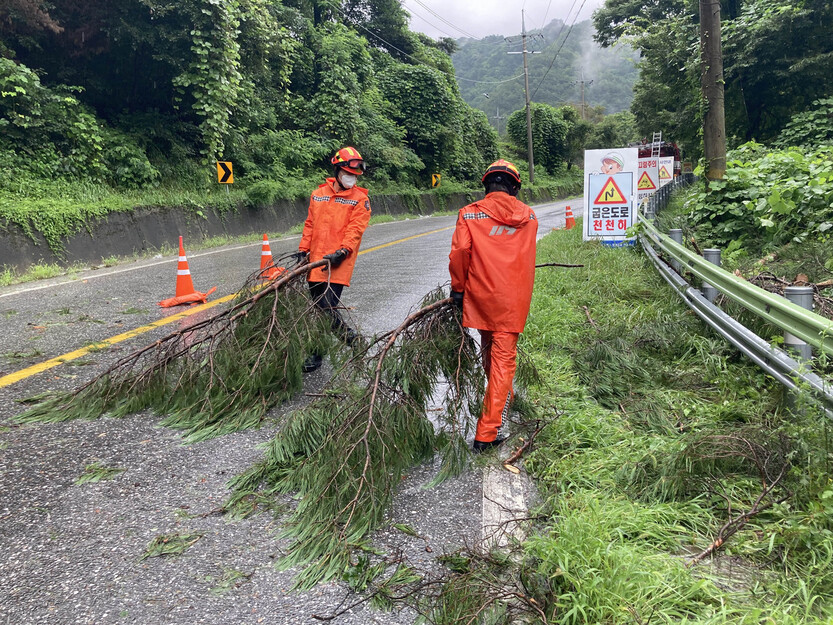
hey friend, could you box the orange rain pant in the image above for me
[476,330,519,443]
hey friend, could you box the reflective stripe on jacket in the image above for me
[300,178,371,286]
[449,191,537,333]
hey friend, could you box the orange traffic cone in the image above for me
[158,236,217,307]
[564,205,575,230]
[258,234,286,281]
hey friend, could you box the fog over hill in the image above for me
[452,19,639,130]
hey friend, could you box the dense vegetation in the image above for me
[452,19,640,125]
[653,97,833,269]
[593,0,833,159]
[0,0,498,195]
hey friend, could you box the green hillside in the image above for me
[452,19,639,129]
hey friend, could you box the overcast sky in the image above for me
[401,0,606,40]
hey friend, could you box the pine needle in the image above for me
[227,288,489,588]
[16,260,337,441]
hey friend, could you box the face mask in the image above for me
[338,172,357,189]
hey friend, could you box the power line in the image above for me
[457,74,526,85]
[530,0,587,100]
[408,0,480,39]
[539,0,554,30]
[337,6,525,85]
[402,2,459,40]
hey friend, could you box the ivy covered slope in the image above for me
[658,97,833,276]
[0,0,498,250]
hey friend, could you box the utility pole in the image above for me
[700,0,726,180]
[572,73,593,120]
[507,11,540,184]
[492,106,506,136]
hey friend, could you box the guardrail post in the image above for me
[784,286,814,362]
[669,229,683,273]
[701,248,721,303]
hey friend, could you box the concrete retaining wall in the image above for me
[0,187,557,273]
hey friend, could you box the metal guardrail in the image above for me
[639,217,833,357]
[638,177,833,414]
[642,239,833,414]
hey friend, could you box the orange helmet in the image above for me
[482,159,521,186]
[331,146,366,175]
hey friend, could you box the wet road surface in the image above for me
[0,199,577,624]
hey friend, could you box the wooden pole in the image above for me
[522,10,535,184]
[700,0,726,180]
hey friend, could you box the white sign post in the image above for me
[636,157,659,206]
[583,148,639,246]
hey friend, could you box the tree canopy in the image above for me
[0,0,498,189]
[593,0,833,156]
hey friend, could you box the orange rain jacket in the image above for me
[300,178,372,286]
[449,191,538,333]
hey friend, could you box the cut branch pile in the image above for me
[745,271,833,319]
[17,259,337,441]
[226,288,488,588]
[685,430,792,565]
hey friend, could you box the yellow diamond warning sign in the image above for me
[593,177,627,204]
[637,170,657,191]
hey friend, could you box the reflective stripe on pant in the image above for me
[476,330,519,443]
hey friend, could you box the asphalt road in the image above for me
[0,198,577,625]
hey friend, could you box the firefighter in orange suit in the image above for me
[448,159,538,452]
[296,146,371,372]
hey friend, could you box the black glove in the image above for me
[451,291,464,308]
[323,248,349,268]
[292,250,309,264]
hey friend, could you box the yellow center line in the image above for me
[0,225,453,389]
[357,226,451,255]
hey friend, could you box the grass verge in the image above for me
[509,222,833,623]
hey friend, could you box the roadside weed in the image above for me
[510,224,833,621]
[368,214,396,225]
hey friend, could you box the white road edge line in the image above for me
[482,462,531,549]
[0,238,297,300]
[0,214,460,301]
[1,205,571,301]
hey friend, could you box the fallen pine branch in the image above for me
[224,288,514,588]
[688,465,790,566]
[16,259,342,441]
[686,431,792,566]
[503,421,546,467]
